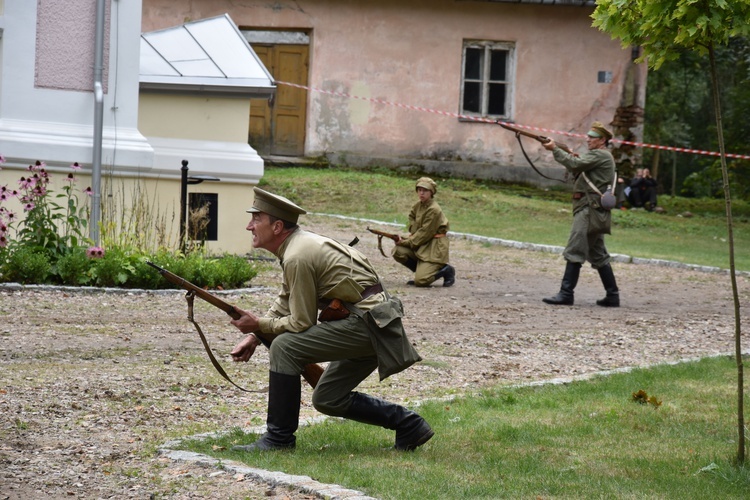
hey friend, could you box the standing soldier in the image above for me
[541,122,620,307]
[392,177,455,287]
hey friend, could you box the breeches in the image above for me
[391,245,444,286]
[562,207,611,268]
[268,315,378,417]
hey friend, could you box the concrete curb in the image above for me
[158,417,378,500]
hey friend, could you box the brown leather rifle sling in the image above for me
[499,122,569,184]
[185,290,264,393]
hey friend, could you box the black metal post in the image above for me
[180,160,188,254]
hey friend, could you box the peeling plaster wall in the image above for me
[143,0,646,184]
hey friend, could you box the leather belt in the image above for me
[360,282,384,300]
[572,192,585,200]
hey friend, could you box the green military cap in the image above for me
[587,121,613,141]
[246,187,306,223]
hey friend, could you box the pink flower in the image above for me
[64,173,76,183]
[70,162,82,170]
[86,246,105,259]
[18,176,33,190]
[23,202,35,211]
[0,234,7,248]
[83,186,93,196]
[0,155,5,163]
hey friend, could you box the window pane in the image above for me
[487,83,506,115]
[463,82,481,112]
[464,48,482,80]
[490,50,507,81]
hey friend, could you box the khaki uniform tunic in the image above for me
[259,229,381,335]
[400,198,450,264]
[392,198,450,285]
[552,147,616,268]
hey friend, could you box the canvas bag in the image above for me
[581,171,617,210]
[346,293,422,381]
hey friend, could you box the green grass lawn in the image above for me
[258,166,750,271]
[170,166,749,498]
[179,356,749,498]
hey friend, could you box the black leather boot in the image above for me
[434,264,456,287]
[543,261,581,305]
[596,263,620,307]
[344,392,434,451]
[232,371,300,451]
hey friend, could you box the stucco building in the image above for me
[144,0,646,185]
[0,1,646,256]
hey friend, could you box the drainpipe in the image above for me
[90,0,106,245]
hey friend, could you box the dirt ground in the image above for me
[1,214,748,499]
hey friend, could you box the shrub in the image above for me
[55,247,93,285]
[3,247,51,284]
[90,247,134,287]
[214,254,257,288]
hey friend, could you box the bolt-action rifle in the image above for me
[146,261,324,391]
[498,122,576,183]
[367,227,400,257]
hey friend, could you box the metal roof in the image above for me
[140,14,275,97]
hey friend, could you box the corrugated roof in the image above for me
[140,14,275,97]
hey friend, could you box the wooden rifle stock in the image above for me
[366,227,399,241]
[367,227,400,257]
[146,261,324,389]
[499,122,575,155]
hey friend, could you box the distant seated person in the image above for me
[628,168,658,211]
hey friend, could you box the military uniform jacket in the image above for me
[553,147,616,214]
[399,198,450,264]
[258,229,420,379]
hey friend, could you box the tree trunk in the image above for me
[709,43,745,465]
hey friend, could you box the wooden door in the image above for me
[249,44,309,156]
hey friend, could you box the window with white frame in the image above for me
[461,41,515,119]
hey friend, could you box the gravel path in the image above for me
[1,215,747,499]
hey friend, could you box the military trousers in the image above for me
[562,205,611,269]
[268,314,378,417]
[391,245,444,286]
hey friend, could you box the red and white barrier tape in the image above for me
[277,80,750,161]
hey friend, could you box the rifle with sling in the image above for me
[366,227,400,257]
[498,122,574,183]
[146,261,324,391]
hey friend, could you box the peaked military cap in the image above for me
[587,121,613,141]
[246,187,306,223]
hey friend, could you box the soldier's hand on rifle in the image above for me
[230,332,261,362]
[229,308,261,334]
[542,138,556,151]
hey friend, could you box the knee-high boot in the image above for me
[434,264,456,287]
[543,261,581,305]
[596,263,620,307]
[232,371,301,451]
[344,392,434,451]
